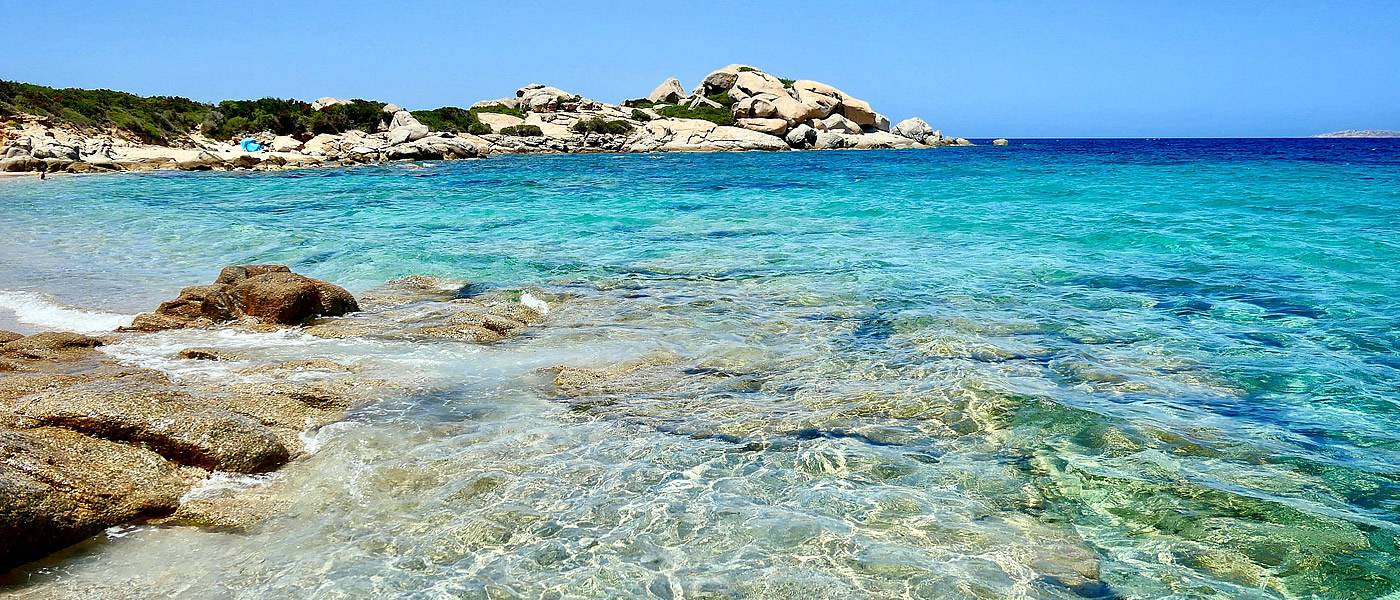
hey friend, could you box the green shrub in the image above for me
[570,117,633,135]
[308,100,383,135]
[206,98,312,138]
[630,109,652,122]
[0,80,208,143]
[656,104,735,126]
[737,66,757,72]
[472,103,525,118]
[411,106,479,133]
[705,91,735,107]
[499,124,543,136]
[778,77,796,86]
[625,99,655,109]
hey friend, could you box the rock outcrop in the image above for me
[645,78,687,104]
[129,265,358,331]
[0,326,375,571]
[0,63,976,173]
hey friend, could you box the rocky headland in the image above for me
[1313,129,1400,138]
[0,64,976,175]
[0,266,552,571]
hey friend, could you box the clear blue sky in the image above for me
[5,0,1398,137]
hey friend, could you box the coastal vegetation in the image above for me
[410,107,492,135]
[0,80,206,143]
[2,64,971,174]
[657,98,736,126]
[499,124,543,136]
[570,117,633,135]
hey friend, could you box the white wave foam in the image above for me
[180,471,278,503]
[521,292,550,315]
[0,290,133,333]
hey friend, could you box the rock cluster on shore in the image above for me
[0,64,980,175]
[0,265,554,572]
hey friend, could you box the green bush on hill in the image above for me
[499,124,543,137]
[204,98,312,139]
[0,80,207,143]
[570,117,633,135]
[472,103,526,119]
[411,106,492,135]
[631,109,652,122]
[657,104,734,126]
[307,100,384,135]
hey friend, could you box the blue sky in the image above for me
[4,0,1398,137]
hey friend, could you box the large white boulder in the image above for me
[736,118,789,136]
[871,113,892,132]
[733,70,788,98]
[303,133,340,155]
[311,97,351,111]
[820,114,864,134]
[388,124,430,145]
[792,80,845,99]
[892,118,942,145]
[516,84,586,113]
[646,78,686,104]
[793,86,840,120]
[814,132,857,149]
[471,97,521,111]
[785,123,817,148]
[695,64,754,95]
[384,134,480,160]
[850,131,922,149]
[476,112,525,132]
[626,118,787,152]
[839,97,877,126]
[269,135,302,152]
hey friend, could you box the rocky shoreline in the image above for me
[0,266,551,572]
[1,64,979,176]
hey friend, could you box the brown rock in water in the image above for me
[129,264,359,330]
[16,382,290,473]
[177,347,234,361]
[0,331,22,344]
[153,285,240,323]
[0,426,198,569]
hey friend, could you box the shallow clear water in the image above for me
[1,140,1398,599]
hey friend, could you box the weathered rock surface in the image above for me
[625,119,788,152]
[893,117,943,146]
[785,123,818,148]
[130,265,359,330]
[993,138,1010,146]
[15,382,291,473]
[646,78,687,104]
[0,426,198,569]
[0,321,381,571]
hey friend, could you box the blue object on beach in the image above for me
[239,138,264,152]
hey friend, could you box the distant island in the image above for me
[0,64,991,176]
[1314,130,1400,138]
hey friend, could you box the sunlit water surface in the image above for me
[1,140,1398,599]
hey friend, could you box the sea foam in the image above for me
[0,290,133,333]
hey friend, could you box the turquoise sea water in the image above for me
[1,140,1398,599]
